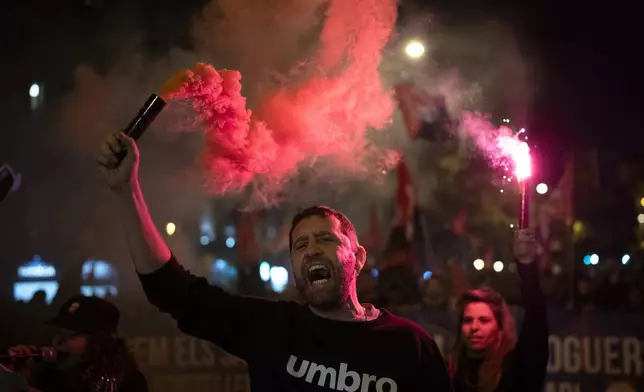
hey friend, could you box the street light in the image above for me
[536,183,548,195]
[404,40,425,58]
[259,261,271,282]
[622,254,630,265]
[29,82,43,111]
[29,83,40,98]
[473,259,485,271]
[165,222,176,236]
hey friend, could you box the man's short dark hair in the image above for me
[289,206,358,251]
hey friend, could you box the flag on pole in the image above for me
[394,82,453,142]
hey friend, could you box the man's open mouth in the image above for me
[307,263,332,285]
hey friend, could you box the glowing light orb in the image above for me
[259,261,271,282]
[165,222,176,236]
[536,183,548,194]
[404,40,425,58]
[621,254,630,265]
[473,259,485,271]
[29,83,40,98]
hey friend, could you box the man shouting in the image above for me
[97,131,452,391]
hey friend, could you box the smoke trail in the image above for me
[56,0,329,156]
[164,0,398,205]
[461,113,531,180]
[56,49,201,154]
[191,0,327,104]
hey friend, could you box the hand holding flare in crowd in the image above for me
[461,113,532,228]
[497,129,532,228]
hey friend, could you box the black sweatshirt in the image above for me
[453,262,549,392]
[138,256,453,392]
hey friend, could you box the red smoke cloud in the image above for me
[164,0,398,197]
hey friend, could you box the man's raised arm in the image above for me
[97,131,170,274]
[96,131,288,359]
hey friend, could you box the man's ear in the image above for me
[355,245,366,274]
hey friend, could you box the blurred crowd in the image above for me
[2,251,641,348]
[358,260,644,313]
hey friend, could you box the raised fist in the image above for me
[96,132,139,191]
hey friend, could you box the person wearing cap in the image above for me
[7,295,147,392]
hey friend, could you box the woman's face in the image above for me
[461,302,499,351]
[52,329,88,359]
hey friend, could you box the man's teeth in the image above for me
[308,264,327,273]
[307,264,330,285]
